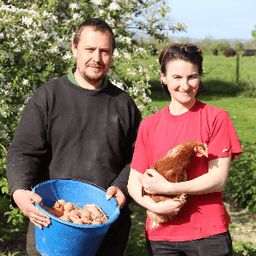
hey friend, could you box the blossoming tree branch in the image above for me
[0,0,186,225]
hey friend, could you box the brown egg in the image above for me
[79,208,91,219]
[42,206,51,212]
[63,210,71,216]
[59,215,71,222]
[70,216,84,225]
[67,209,79,217]
[43,206,56,216]
[53,208,63,217]
[56,199,66,206]
[64,202,74,212]
[52,201,64,213]
[81,217,91,224]
[84,204,101,218]
[100,216,109,223]
[91,220,102,225]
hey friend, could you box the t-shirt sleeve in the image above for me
[207,111,242,161]
[130,120,150,174]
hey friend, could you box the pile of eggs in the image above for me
[42,199,109,225]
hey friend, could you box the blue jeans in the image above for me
[147,232,233,256]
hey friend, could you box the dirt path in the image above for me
[225,196,256,245]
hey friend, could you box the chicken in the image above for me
[142,141,208,229]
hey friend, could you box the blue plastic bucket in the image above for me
[32,179,120,256]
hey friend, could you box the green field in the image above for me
[142,52,256,91]
[149,92,256,145]
[145,52,256,144]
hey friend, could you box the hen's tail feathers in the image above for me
[147,210,169,230]
[149,220,160,229]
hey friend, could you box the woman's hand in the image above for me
[151,197,186,216]
[142,169,172,195]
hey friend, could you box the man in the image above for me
[6,18,142,255]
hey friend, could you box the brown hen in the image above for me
[142,141,208,229]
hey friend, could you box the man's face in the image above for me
[72,26,113,88]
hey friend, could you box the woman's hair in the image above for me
[73,18,115,52]
[159,44,204,98]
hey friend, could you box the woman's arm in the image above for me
[128,168,186,216]
[142,155,231,196]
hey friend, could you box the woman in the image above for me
[127,44,242,256]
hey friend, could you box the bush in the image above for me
[226,142,256,213]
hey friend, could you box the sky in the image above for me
[166,0,256,41]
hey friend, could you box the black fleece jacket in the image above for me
[6,75,141,208]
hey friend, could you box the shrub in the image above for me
[226,142,256,213]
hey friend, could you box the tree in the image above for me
[232,40,244,52]
[252,25,256,42]
[197,36,215,52]
[210,42,226,52]
[0,0,186,228]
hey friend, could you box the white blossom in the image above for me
[72,13,81,20]
[98,9,105,16]
[123,52,131,60]
[110,79,124,90]
[113,49,120,58]
[1,131,9,139]
[69,3,79,10]
[109,2,121,11]
[42,10,47,17]
[0,51,14,61]
[9,42,15,48]
[46,45,59,54]
[62,52,72,60]
[22,16,33,27]
[106,17,115,27]
[22,79,29,86]
[91,0,103,6]
[0,109,7,118]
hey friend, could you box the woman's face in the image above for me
[161,59,200,108]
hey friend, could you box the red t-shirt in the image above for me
[130,100,242,241]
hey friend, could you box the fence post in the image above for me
[236,51,239,84]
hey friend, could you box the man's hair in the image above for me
[73,18,115,52]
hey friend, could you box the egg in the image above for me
[64,202,74,212]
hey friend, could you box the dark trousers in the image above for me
[147,232,233,256]
[27,211,131,256]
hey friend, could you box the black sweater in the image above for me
[6,75,141,204]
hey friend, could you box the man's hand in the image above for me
[106,186,126,208]
[13,189,51,229]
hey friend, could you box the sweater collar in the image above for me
[67,73,108,90]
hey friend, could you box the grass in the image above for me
[148,91,256,145]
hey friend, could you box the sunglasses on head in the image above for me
[161,45,202,64]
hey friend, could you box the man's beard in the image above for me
[81,69,105,84]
